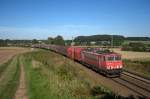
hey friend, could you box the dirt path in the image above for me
[14,58,28,99]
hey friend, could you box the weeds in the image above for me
[123,59,150,78]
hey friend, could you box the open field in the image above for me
[124,40,150,44]
[0,47,30,99]
[112,48,150,60]
[0,47,30,65]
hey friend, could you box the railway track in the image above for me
[112,71,150,98]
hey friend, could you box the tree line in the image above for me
[0,35,150,47]
[74,35,150,46]
[0,35,65,47]
[74,35,150,42]
[122,42,150,52]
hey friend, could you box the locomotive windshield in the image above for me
[106,56,121,61]
[115,56,121,60]
[107,56,114,61]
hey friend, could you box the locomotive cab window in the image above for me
[115,56,121,60]
[106,56,121,61]
[107,56,114,61]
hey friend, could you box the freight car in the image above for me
[32,44,123,77]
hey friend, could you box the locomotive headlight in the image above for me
[107,66,110,69]
[116,65,118,68]
[111,66,113,69]
[120,65,122,68]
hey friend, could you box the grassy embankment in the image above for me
[22,50,123,99]
[123,59,150,78]
[0,55,20,99]
[113,48,150,78]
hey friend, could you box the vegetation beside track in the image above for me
[113,48,150,78]
[0,55,20,99]
[22,50,125,99]
[123,59,150,78]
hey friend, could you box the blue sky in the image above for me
[0,0,150,40]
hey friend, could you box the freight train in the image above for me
[32,44,123,77]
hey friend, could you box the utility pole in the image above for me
[111,34,114,51]
[72,36,74,46]
[72,36,74,60]
[111,35,113,48]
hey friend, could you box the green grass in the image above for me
[22,50,126,99]
[22,51,93,99]
[123,59,150,78]
[124,40,150,44]
[0,57,14,77]
[0,55,20,99]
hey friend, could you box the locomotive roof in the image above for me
[83,50,121,56]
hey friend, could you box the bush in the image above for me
[91,86,106,96]
[56,65,75,81]
[121,42,149,52]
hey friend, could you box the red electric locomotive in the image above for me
[81,49,122,76]
[67,47,123,76]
